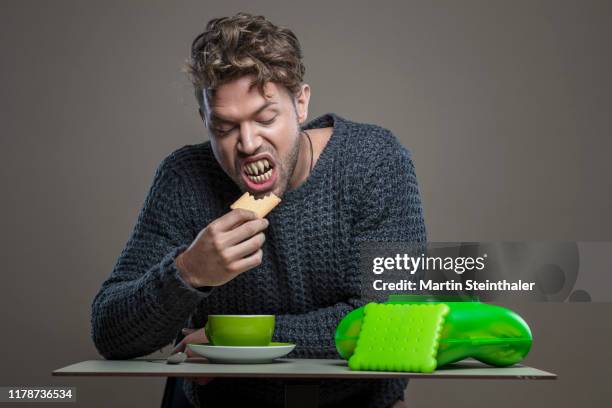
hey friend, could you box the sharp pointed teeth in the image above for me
[245,159,274,181]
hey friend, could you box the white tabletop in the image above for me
[53,358,556,380]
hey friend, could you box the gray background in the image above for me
[1,0,611,406]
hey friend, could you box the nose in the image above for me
[236,122,262,155]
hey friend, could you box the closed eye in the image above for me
[208,113,236,134]
[212,123,237,135]
[258,116,277,126]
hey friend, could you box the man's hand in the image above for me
[172,328,212,385]
[175,209,269,288]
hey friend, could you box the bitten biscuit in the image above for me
[230,192,281,218]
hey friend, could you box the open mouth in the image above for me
[243,158,274,184]
[241,156,278,193]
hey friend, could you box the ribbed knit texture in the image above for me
[91,113,427,407]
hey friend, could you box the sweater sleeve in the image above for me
[91,157,210,359]
[272,135,427,358]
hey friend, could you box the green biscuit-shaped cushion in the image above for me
[348,303,449,373]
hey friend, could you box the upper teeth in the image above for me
[245,159,271,176]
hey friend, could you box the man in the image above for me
[91,12,426,408]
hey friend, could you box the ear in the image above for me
[294,84,311,125]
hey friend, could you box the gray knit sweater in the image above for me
[91,113,427,407]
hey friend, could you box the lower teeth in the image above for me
[247,169,272,183]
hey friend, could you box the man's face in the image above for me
[201,76,309,198]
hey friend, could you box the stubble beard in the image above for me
[277,129,301,197]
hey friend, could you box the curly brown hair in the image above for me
[186,12,306,104]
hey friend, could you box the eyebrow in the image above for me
[210,101,277,124]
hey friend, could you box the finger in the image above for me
[223,218,269,247]
[222,232,265,262]
[182,328,196,335]
[184,328,209,344]
[212,209,258,232]
[184,330,210,358]
[172,329,208,354]
[227,249,263,276]
[171,339,187,354]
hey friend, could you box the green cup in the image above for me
[205,315,275,346]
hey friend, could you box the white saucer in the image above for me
[187,342,296,364]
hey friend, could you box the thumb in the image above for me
[177,329,209,356]
[170,328,197,354]
[171,340,185,355]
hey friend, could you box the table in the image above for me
[53,358,556,407]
